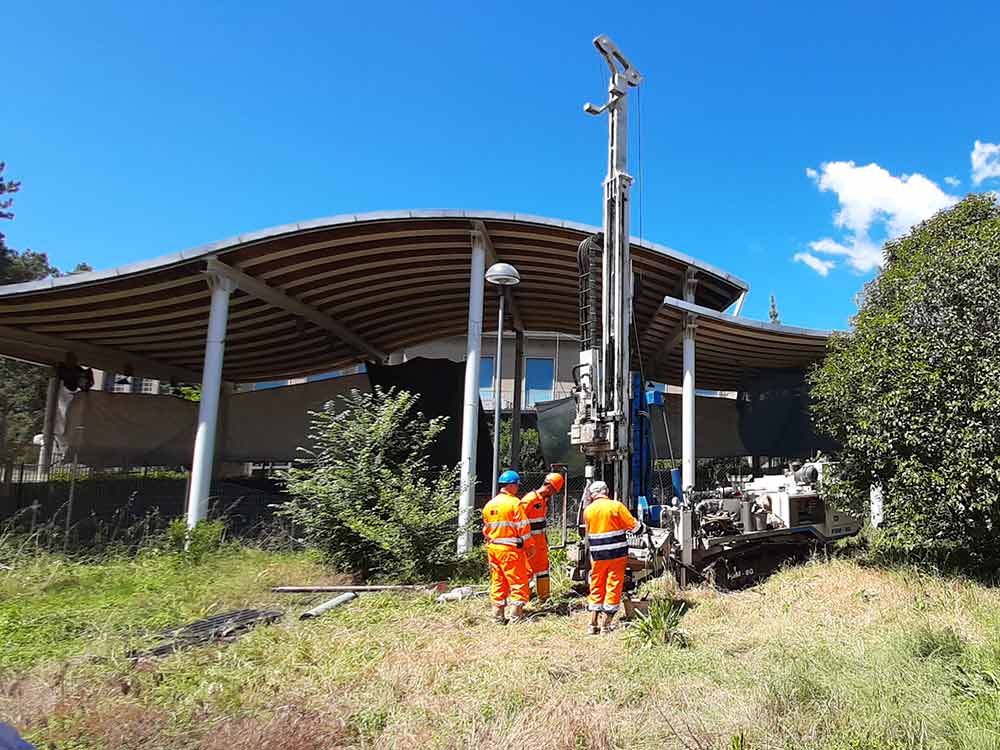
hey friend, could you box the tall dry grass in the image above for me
[5,549,1000,749]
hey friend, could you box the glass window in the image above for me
[479,357,494,402]
[306,364,367,382]
[140,378,159,394]
[111,374,133,393]
[525,358,554,407]
[252,380,288,390]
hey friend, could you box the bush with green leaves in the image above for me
[810,195,1000,571]
[625,598,690,649]
[278,387,463,582]
[167,518,226,562]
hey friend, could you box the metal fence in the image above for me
[1,464,286,547]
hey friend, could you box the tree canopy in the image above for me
[0,162,92,463]
[810,195,1000,570]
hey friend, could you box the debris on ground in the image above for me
[299,592,358,619]
[130,608,282,659]
[434,586,488,603]
[273,583,448,594]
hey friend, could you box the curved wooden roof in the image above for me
[0,210,747,384]
[642,296,833,391]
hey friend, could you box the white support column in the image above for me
[681,313,698,497]
[457,235,486,553]
[186,274,236,528]
[39,372,60,469]
[731,291,747,317]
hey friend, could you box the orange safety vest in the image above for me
[583,496,645,561]
[482,491,530,548]
[519,490,548,542]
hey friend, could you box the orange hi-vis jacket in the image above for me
[583,496,645,561]
[519,490,548,548]
[483,491,531,605]
[482,491,530,549]
[583,495,646,614]
[519,490,550,600]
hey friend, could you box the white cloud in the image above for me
[801,161,958,274]
[944,176,961,187]
[793,251,835,276]
[971,140,1000,185]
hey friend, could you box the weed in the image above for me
[166,518,226,562]
[625,598,690,650]
[909,624,964,660]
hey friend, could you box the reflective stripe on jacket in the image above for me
[482,491,530,548]
[583,496,645,561]
[519,490,548,538]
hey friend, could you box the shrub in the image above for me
[167,518,226,562]
[810,195,1000,572]
[625,598,689,649]
[278,387,464,582]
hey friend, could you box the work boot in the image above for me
[492,604,507,625]
[601,612,616,634]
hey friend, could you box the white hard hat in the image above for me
[589,480,609,497]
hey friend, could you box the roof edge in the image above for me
[0,209,749,299]
[661,295,837,339]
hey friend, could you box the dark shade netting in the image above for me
[366,358,494,483]
[737,368,839,456]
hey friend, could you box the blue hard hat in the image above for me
[498,470,521,485]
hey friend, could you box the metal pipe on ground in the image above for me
[274,584,438,593]
[299,592,357,620]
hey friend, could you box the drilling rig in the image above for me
[565,36,859,589]
[570,35,640,500]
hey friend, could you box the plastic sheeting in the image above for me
[62,374,372,466]
[222,374,370,462]
[59,359,492,471]
[64,392,198,466]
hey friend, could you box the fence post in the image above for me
[64,451,79,553]
[16,463,25,510]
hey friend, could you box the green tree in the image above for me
[0,162,92,463]
[279,387,463,581]
[810,195,1000,570]
[497,417,546,473]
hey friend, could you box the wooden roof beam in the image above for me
[0,324,203,383]
[472,221,525,332]
[205,258,387,363]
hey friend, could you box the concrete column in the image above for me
[186,273,236,528]
[681,313,698,496]
[457,236,486,554]
[39,373,60,470]
[510,327,524,471]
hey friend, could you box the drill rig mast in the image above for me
[571,35,643,504]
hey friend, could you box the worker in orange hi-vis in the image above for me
[582,480,646,634]
[519,471,565,602]
[482,470,532,624]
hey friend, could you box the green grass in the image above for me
[5,546,1000,749]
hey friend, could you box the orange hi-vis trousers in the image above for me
[525,537,550,599]
[487,543,531,606]
[588,557,627,613]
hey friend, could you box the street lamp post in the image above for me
[485,262,520,497]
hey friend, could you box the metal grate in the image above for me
[132,608,283,658]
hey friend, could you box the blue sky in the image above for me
[4,1,999,329]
